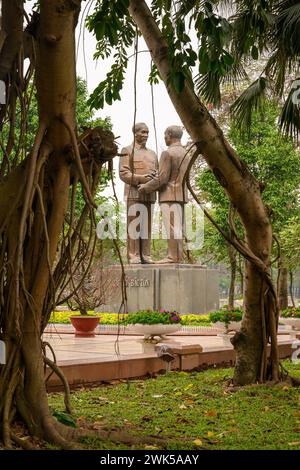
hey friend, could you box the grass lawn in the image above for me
[48,361,300,450]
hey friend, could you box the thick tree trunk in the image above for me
[0,0,117,448]
[277,262,289,311]
[0,0,81,448]
[129,0,278,385]
[228,245,237,309]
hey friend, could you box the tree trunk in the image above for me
[0,0,117,449]
[277,261,289,311]
[0,0,81,448]
[0,0,23,81]
[289,271,295,308]
[129,0,278,385]
[228,244,237,309]
[238,254,244,299]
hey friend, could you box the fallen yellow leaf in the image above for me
[184,384,194,390]
[207,431,215,438]
[193,439,203,447]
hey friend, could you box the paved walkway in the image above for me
[44,324,295,365]
[43,324,298,389]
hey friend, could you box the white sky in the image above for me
[24,1,188,199]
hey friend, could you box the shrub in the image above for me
[180,314,210,325]
[281,307,300,318]
[49,311,97,324]
[48,311,211,326]
[209,307,243,326]
[124,309,182,325]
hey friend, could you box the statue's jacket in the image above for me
[119,144,158,202]
[142,142,190,203]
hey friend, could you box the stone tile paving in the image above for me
[43,330,293,365]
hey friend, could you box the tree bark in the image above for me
[0,0,82,448]
[277,262,289,310]
[129,0,278,385]
[0,0,23,81]
[0,0,118,448]
[228,244,237,309]
[238,254,244,299]
[289,271,295,308]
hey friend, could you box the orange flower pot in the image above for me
[70,315,100,337]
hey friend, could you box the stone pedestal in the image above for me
[96,264,219,314]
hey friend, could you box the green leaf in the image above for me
[53,411,77,428]
[173,71,185,93]
[198,49,210,74]
[94,21,106,41]
[251,45,259,60]
[223,52,234,66]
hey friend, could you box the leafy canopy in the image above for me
[86,1,300,138]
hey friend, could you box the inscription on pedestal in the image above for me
[96,265,219,314]
[126,278,150,288]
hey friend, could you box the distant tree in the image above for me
[198,102,300,309]
[230,103,300,309]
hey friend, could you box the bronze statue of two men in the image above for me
[119,123,190,265]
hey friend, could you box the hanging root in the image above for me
[43,355,72,415]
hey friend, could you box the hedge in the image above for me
[48,311,211,326]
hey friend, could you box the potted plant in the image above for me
[67,265,101,337]
[124,309,182,341]
[209,307,243,344]
[280,307,300,330]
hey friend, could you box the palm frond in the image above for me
[230,2,274,58]
[269,2,300,60]
[230,76,269,130]
[276,1,300,47]
[195,72,221,107]
[279,79,300,139]
[264,49,288,97]
[221,60,248,85]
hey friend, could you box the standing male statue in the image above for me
[119,123,158,264]
[138,125,189,264]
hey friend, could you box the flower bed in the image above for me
[281,307,300,318]
[124,309,182,325]
[280,307,300,330]
[124,310,182,339]
[209,307,243,326]
[48,310,211,326]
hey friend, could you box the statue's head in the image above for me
[164,125,183,146]
[132,122,149,147]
